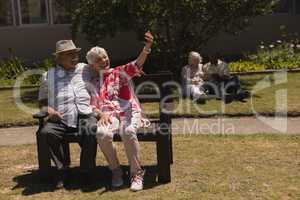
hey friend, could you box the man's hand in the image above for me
[98,113,112,126]
[47,107,63,122]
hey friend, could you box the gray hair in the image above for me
[86,46,107,65]
[188,51,202,65]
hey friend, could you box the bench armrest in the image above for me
[33,111,48,119]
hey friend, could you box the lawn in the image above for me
[0,72,300,127]
[143,72,300,117]
[0,134,299,200]
[0,88,38,127]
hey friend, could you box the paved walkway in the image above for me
[0,117,299,146]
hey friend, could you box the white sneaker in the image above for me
[130,170,144,192]
[111,167,123,188]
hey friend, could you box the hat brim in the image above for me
[53,48,81,56]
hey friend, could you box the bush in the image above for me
[0,57,54,87]
[229,61,267,72]
[229,60,299,72]
[0,57,25,80]
[229,35,300,72]
[246,39,300,69]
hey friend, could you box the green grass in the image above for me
[0,88,38,127]
[0,134,299,199]
[1,72,300,127]
[144,72,300,117]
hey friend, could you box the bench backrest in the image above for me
[132,71,174,131]
[132,71,174,102]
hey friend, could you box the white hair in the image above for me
[188,51,202,65]
[86,46,107,65]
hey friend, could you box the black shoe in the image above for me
[196,98,206,104]
[55,180,64,189]
[80,172,93,187]
[224,94,234,104]
[235,90,250,101]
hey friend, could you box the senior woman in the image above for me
[84,31,153,192]
[181,51,207,103]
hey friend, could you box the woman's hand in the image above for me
[136,31,154,68]
[144,31,154,49]
[98,113,112,126]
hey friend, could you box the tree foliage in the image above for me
[72,0,280,75]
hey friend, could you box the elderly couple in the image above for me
[181,51,247,103]
[38,31,154,191]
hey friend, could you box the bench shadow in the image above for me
[20,88,39,104]
[12,165,161,196]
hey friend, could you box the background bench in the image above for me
[33,71,174,184]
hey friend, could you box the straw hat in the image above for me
[53,40,81,55]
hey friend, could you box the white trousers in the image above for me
[186,83,206,100]
[96,111,142,176]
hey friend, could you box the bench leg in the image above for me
[36,128,52,180]
[156,134,171,183]
[169,134,173,164]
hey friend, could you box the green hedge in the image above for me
[229,60,300,72]
[0,57,54,87]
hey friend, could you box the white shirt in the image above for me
[203,60,230,79]
[38,63,92,128]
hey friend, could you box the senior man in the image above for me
[38,40,98,188]
[202,53,248,102]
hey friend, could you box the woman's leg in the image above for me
[120,111,142,176]
[96,116,120,171]
[188,84,206,100]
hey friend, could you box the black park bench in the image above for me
[33,72,174,184]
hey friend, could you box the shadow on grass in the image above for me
[12,165,161,196]
[240,76,267,90]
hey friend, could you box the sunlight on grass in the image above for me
[1,72,300,126]
[0,135,299,199]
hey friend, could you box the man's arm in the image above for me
[201,64,210,81]
[218,61,231,80]
[38,71,62,121]
[38,72,49,110]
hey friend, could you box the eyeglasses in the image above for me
[60,51,79,58]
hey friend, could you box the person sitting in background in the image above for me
[202,53,248,102]
[181,51,207,103]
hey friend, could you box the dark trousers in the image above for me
[40,115,97,172]
[202,75,241,98]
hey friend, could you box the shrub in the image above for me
[0,57,25,80]
[246,39,300,69]
[229,60,300,72]
[229,34,300,72]
[0,57,54,86]
[229,61,267,72]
